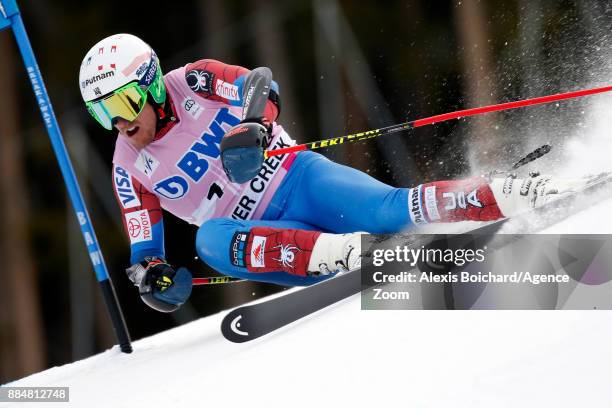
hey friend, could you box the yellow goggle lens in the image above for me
[86,83,147,130]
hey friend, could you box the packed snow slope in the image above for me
[7,93,612,407]
[4,194,612,408]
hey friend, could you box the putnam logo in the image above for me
[408,186,428,226]
[81,70,115,89]
[250,236,266,268]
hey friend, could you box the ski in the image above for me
[220,220,508,343]
[221,172,612,343]
[221,263,362,343]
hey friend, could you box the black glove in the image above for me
[220,120,271,184]
[126,257,192,313]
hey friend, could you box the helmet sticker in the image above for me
[140,60,158,87]
[135,62,148,77]
[121,52,151,76]
[81,70,115,89]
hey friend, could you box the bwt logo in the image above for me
[154,108,240,199]
[81,70,115,89]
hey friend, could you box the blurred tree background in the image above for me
[1,0,611,383]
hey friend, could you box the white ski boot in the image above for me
[307,232,365,276]
[490,172,595,217]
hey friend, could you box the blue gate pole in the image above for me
[0,0,132,353]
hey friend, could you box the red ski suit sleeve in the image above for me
[112,164,165,264]
[185,59,280,124]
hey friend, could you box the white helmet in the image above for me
[79,33,166,129]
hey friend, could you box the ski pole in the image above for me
[193,276,245,286]
[264,85,612,158]
[1,0,132,353]
[509,143,551,171]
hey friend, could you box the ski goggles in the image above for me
[85,81,148,130]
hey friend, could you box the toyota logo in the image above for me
[128,218,141,237]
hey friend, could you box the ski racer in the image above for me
[78,33,587,313]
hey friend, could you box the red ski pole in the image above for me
[264,85,612,158]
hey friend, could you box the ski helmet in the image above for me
[79,33,166,130]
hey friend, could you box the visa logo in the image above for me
[114,165,141,208]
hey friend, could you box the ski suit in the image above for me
[112,59,496,285]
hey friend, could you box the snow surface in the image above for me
[6,89,612,408]
[4,194,612,408]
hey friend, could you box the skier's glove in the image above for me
[126,257,192,313]
[220,120,271,184]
